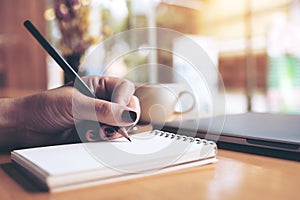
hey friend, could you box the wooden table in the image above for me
[0,88,299,199]
[0,148,299,200]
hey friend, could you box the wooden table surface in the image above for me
[0,88,299,199]
[0,149,299,200]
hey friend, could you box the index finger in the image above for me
[95,76,135,106]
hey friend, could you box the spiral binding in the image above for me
[150,130,215,145]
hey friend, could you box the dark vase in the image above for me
[64,53,83,83]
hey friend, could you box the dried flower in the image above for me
[54,0,98,56]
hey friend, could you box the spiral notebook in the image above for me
[11,130,217,192]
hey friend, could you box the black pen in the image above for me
[24,20,131,142]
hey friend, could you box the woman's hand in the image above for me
[0,76,140,149]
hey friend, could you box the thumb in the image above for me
[73,95,138,127]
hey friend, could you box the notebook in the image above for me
[11,130,217,192]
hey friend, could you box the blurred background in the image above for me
[1,0,300,115]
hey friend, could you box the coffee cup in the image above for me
[134,83,195,123]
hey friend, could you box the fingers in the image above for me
[73,94,138,127]
[94,76,135,106]
[74,95,140,142]
[84,125,123,142]
[127,96,141,122]
[75,76,141,142]
[81,76,100,94]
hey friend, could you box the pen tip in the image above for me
[127,137,132,142]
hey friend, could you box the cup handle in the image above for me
[173,91,196,114]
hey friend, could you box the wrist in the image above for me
[0,98,19,129]
[0,97,28,149]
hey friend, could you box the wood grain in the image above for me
[0,149,299,200]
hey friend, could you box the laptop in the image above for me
[154,112,300,160]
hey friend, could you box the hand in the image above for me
[3,76,140,148]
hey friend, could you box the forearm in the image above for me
[0,98,23,149]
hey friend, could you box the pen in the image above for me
[24,20,131,142]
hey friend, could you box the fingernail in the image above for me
[104,127,116,138]
[121,110,137,123]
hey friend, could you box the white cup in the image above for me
[134,83,195,123]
